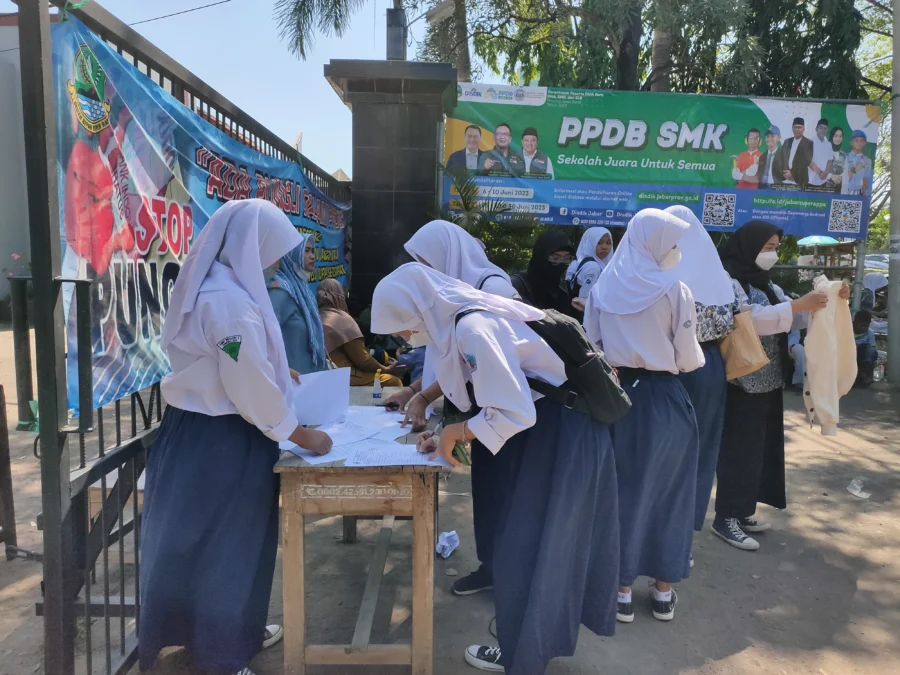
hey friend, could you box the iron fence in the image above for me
[13,1,349,673]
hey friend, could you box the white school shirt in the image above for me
[586,281,704,374]
[161,265,299,442]
[573,259,603,298]
[809,136,832,186]
[455,311,567,454]
[422,276,520,389]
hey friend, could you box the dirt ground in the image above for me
[2,327,900,675]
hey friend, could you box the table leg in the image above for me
[411,473,436,675]
[282,481,306,675]
[342,515,358,543]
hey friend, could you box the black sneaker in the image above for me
[712,517,760,551]
[452,565,493,596]
[651,589,678,621]
[739,517,772,533]
[465,645,504,671]
[616,599,634,623]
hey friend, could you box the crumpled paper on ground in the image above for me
[436,530,459,559]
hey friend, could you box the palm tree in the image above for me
[274,0,473,81]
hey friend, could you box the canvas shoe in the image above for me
[712,517,760,551]
[262,624,283,649]
[651,588,678,622]
[739,516,772,533]
[465,645,504,671]
[452,565,494,596]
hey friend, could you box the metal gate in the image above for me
[13,2,350,673]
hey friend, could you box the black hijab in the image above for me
[719,220,783,305]
[526,229,575,310]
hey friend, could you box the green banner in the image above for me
[443,84,880,238]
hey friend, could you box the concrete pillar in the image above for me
[325,60,457,311]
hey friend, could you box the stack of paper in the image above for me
[280,397,444,467]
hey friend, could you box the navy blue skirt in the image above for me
[490,398,619,675]
[678,342,727,531]
[138,407,280,672]
[471,439,502,571]
[611,370,698,587]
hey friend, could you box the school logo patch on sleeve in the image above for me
[683,320,693,329]
[217,335,243,362]
[464,353,477,371]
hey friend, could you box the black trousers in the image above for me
[715,386,786,519]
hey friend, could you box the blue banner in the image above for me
[52,18,349,414]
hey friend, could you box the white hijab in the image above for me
[664,205,735,306]
[864,273,888,292]
[371,263,544,411]
[161,199,302,393]
[590,208,690,315]
[404,220,516,295]
[566,227,613,280]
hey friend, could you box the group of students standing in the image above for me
[134,198,848,675]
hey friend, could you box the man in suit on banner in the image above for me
[780,116,813,188]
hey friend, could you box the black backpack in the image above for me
[451,309,632,425]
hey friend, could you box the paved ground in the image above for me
[2,327,900,675]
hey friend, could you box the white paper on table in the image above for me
[281,443,355,465]
[278,419,375,453]
[289,368,350,426]
[342,439,451,468]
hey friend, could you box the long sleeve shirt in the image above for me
[162,268,298,442]
[455,312,567,454]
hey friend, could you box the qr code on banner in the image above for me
[828,199,863,234]
[702,193,737,228]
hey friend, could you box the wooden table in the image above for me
[275,387,443,675]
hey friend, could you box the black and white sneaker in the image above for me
[651,589,678,622]
[452,565,494,596]
[739,517,772,533]
[712,517,760,551]
[262,624,283,649]
[465,645,504,671]
[616,600,634,623]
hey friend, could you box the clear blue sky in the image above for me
[1,0,433,176]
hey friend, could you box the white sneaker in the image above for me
[235,668,256,675]
[465,645,504,671]
[262,624,283,649]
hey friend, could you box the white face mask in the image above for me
[659,246,682,271]
[755,251,779,271]
[407,332,431,348]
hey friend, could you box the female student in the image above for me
[316,278,404,386]
[664,205,739,537]
[372,264,620,675]
[267,233,327,374]
[141,200,333,675]
[392,219,523,596]
[566,226,614,299]
[388,219,521,427]
[715,220,843,551]
[511,229,575,313]
[584,208,702,624]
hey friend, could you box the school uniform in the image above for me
[664,205,738,532]
[140,200,301,674]
[371,264,620,675]
[717,221,807,535]
[585,209,703,592]
[566,227,614,300]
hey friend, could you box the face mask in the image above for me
[407,332,431,348]
[659,247,682,271]
[755,251,779,271]
[263,267,278,283]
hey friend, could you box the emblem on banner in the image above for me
[67,44,111,133]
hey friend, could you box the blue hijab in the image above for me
[269,233,327,368]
